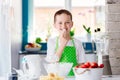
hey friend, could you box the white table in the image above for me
[64,75,120,80]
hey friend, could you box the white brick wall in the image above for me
[109,57,120,66]
[106,22,120,31]
[107,0,120,4]
[106,4,120,13]
[107,13,120,21]
[109,49,120,57]
[111,66,120,75]
[106,0,120,75]
[107,32,120,39]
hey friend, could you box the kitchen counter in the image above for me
[16,75,120,80]
[19,50,47,55]
[1,75,119,80]
[64,75,120,80]
[19,50,96,55]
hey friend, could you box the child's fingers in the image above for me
[61,29,66,37]
[61,29,69,38]
[63,29,67,38]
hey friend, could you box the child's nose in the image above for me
[62,23,67,29]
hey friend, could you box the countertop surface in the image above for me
[19,50,96,55]
[1,75,120,80]
[64,75,120,80]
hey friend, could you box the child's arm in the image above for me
[46,38,59,62]
[55,42,66,58]
[46,29,71,62]
[75,38,86,63]
[55,29,71,59]
[46,34,69,62]
[78,43,86,63]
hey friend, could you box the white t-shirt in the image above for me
[45,37,86,63]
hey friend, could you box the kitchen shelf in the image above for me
[19,50,47,55]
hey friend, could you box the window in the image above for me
[28,0,65,42]
[71,0,105,38]
[28,0,105,42]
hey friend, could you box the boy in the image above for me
[45,9,86,76]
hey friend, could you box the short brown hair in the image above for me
[54,9,72,22]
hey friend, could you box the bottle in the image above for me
[93,28,101,42]
[97,50,103,65]
[96,28,101,40]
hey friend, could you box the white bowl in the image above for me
[44,62,73,77]
[73,67,103,80]
[25,47,41,52]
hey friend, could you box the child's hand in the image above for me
[59,29,70,47]
[62,29,70,38]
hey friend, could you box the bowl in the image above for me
[25,43,42,52]
[25,47,41,52]
[73,67,103,80]
[44,62,73,77]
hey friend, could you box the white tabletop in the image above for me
[65,75,120,80]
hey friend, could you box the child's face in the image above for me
[54,13,73,33]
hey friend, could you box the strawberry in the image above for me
[84,62,91,68]
[75,65,79,68]
[99,64,104,68]
[90,62,98,68]
[79,64,88,68]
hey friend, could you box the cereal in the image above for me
[39,73,64,80]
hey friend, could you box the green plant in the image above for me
[83,25,91,34]
[70,28,75,37]
[35,37,42,44]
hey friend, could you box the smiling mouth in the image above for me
[63,29,66,31]
[60,29,67,31]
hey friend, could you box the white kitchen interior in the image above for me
[1,0,120,80]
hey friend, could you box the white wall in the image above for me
[0,3,11,76]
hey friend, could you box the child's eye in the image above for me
[66,22,70,24]
[59,22,62,24]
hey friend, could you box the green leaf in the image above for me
[87,27,90,31]
[83,25,87,30]
[83,25,91,34]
